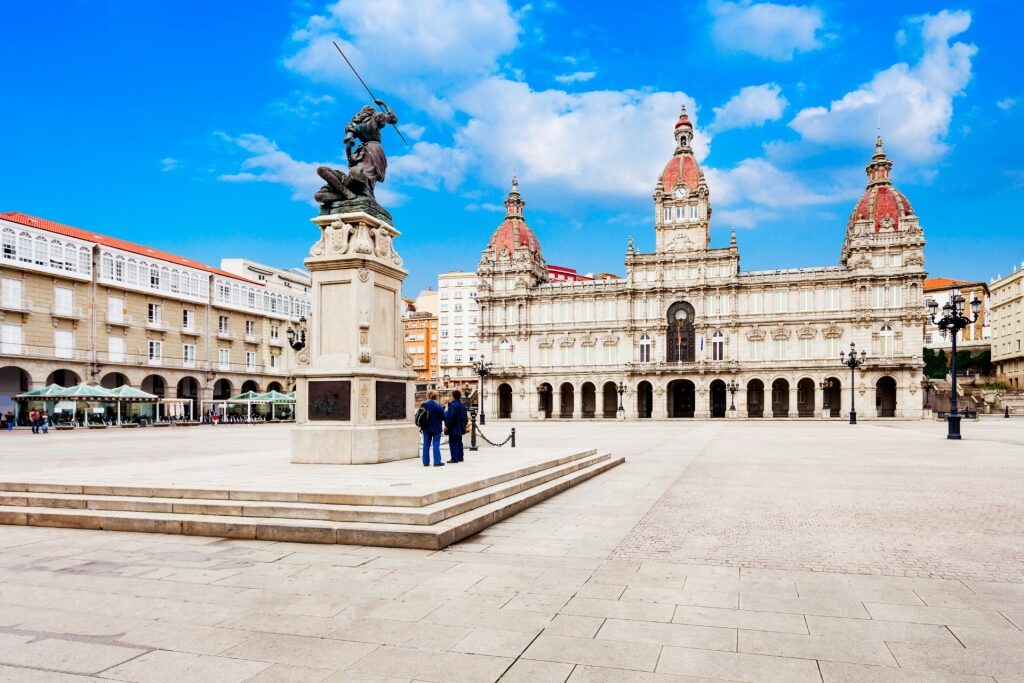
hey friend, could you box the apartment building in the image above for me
[990,263,1024,388]
[0,212,309,417]
[437,271,480,390]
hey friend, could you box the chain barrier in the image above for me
[468,410,515,451]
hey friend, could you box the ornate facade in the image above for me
[477,107,927,420]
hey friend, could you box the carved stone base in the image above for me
[319,196,392,225]
[291,423,418,465]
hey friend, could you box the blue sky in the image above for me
[2,1,1022,295]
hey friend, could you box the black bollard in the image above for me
[511,427,516,448]
[469,410,478,451]
[1006,406,1011,418]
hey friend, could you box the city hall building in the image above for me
[476,107,927,420]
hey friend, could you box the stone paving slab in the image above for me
[0,420,1020,682]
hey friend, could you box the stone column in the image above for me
[291,211,418,464]
[695,385,710,420]
[652,385,668,420]
[789,384,798,419]
[552,388,561,419]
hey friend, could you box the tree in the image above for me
[923,347,947,379]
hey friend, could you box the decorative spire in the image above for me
[730,228,737,248]
[627,235,635,255]
[674,102,693,150]
[504,176,525,219]
[865,135,893,187]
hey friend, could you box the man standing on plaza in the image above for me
[420,390,445,467]
[28,408,39,434]
[445,390,468,464]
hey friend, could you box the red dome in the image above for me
[848,137,914,232]
[488,219,542,259]
[661,154,701,192]
[485,177,543,261]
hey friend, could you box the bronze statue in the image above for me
[315,99,398,222]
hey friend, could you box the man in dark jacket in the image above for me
[420,390,446,467]
[444,390,469,463]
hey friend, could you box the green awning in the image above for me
[254,390,296,403]
[107,385,159,402]
[226,390,265,403]
[16,384,71,399]
[60,383,116,400]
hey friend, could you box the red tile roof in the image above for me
[661,154,700,192]
[0,211,258,284]
[924,277,966,290]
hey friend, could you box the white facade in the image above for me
[437,271,480,387]
[990,263,1024,388]
[219,258,312,320]
[477,107,928,421]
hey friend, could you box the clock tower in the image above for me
[654,105,711,253]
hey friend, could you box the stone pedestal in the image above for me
[291,212,418,465]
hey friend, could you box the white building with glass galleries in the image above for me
[476,107,927,420]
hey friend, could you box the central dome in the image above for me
[658,105,705,194]
[848,136,914,232]
[484,177,542,261]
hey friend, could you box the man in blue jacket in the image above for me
[420,390,446,467]
[444,389,469,464]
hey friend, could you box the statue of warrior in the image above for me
[316,100,398,203]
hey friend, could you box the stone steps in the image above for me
[0,452,624,549]
[0,450,611,526]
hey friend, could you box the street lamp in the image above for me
[472,356,493,424]
[819,378,833,416]
[286,316,307,351]
[674,309,686,362]
[616,381,626,413]
[727,380,738,411]
[926,286,981,439]
[839,342,866,425]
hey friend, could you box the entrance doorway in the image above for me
[602,381,618,418]
[559,383,574,418]
[581,382,596,418]
[746,379,764,418]
[668,379,695,418]
[824,377,842,417]
[771,379,790,418]
[637,381,653,419]
[710,379,727,418]
[538,383,553,418]
[876,376,897,417]
[797,378,815,417]
[498,383,512,418]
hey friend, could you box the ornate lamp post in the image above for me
[472,356,493,424]
[839,342,866,425]
[819,378,833,416]
[926,287,981,440]
[727,380,738,411]
[286,316,307,351]
[616,381,626,413]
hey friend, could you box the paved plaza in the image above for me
[0,420,1021,681]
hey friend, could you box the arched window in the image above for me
[33,236,47,265]
[113,255,124,281]
[150,264,160,289]
[101,252,114,278]
[63,242,75,270]
[1,228,16,259]
[499,339,512,366]
[667,301,696,362]
[712,331,725,361]
[50,240,64,269]
[879,325,894,357]
[17,232,31,263]
[78,247,91,275]
[639,334,652,363]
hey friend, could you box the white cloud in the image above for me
[217,133,405,206]
[445,78,709,201]
[554,70,597,84]
[388,141,470,191]
[997,97,1017,111]
[160,158,179,172]
[711,83,788,132]
[715,208,777,229]
[705,157,842,209]
[284,0,521,117]
[709,0,824,61]
[790,10,976,163]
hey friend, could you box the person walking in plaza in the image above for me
[444,389,468,464]
[2,410,12,431]
[28,408,39,434]
[418,390,445,467]
[39,411,49,434]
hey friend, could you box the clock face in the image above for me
[673,186,688,199]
